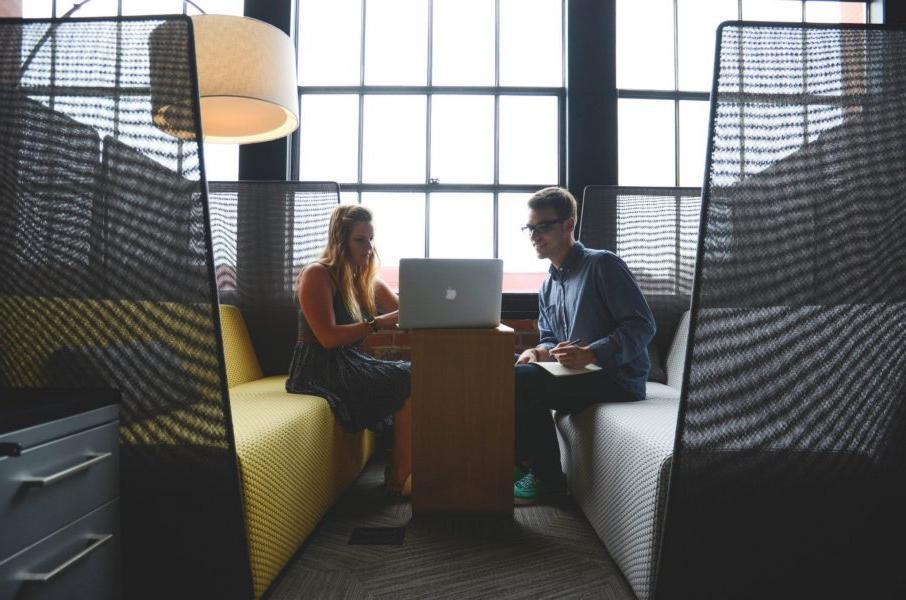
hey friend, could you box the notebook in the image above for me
[535,362,602,377]
[398,258,503,329]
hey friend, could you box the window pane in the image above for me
[430,95,494,184]
[203,143,239,182]
[298,0,361,85]
[362,95,426,183]
[364,0,428,85]
[499,95,558,185]
[619,98,675,186]
[499,0,562,87]
[340,191,359,204]
[122,0,184,15]
[56,0,118,16]
[21,0,53,17]
[679,100,710,187]
[428,193,493,258]
[362,193,426,269]
[806,1,865,24]
[498,193,549,292]
[433,0,494,86]
[617,0,674,91]
[742,0,802,22]
[299,94,359,183]
[677,0,738,92]
[191,0,243,14]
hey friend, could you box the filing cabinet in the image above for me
[0,390,119,600]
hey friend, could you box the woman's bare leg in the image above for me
[386,398,412,494]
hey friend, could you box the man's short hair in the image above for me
[527,187,577,221]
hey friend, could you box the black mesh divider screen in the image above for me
[656,23,906,599]
[579,186,700,368]
[208,181,339,375]
[0,18,251,599]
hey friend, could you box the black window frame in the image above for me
[289,0,567,317]
[616,0,873,189]
[243,0,886,320]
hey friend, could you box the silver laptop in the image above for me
[398,258,503,329]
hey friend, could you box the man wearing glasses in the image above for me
[513,186,656,504]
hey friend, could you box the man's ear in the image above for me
[565,216,577,236]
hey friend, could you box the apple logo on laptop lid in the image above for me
[445,287,457,300]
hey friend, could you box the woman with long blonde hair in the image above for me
[286,204,411,494]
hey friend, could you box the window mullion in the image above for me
[673,0,679,186]
[425,0,433,257]
[493,0,501,258]
[357,0,367,198]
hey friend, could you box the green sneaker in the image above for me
[513,472,567,505]
[513,465,526,483]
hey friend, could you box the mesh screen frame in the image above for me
[0,17,252,598]
[655,22,906,599]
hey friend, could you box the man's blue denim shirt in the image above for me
[537,242,656,400]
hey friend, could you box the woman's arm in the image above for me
[372,276,400,329]
[374,276,399,312]
[298,263,371,349]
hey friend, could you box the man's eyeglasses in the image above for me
[521,218,566,235]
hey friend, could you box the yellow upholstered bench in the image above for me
[219,304,375,599]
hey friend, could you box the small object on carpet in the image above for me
[348,526,406,545]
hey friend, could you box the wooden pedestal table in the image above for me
[410,325,514,515]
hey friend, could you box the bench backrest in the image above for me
[220,304,264,388]
[664,310,690,390]
[208,181,339,377]
[579,186,700,383]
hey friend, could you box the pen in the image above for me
[551,339,582,362]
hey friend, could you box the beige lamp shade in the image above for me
[152,15,299,144]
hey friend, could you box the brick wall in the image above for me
[362,319,539,361]
[0,2,21,17]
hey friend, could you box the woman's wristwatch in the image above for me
[366,317,379,333]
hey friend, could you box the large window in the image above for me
[295,0,565,292]
[19,0,243,182]
[616,0,868,188]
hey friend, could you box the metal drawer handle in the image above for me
[19,534,113,582]
[22,452,112,486]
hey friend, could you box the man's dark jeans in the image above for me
[514,363,637,480]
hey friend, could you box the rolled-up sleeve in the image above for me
[587,255,656,373]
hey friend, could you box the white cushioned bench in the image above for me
[555,310,690,600]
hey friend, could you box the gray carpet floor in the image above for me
[266,453,636,600]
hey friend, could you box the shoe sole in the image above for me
[513,491,566,506]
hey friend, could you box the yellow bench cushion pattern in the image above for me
[219,304,264,388]
[219,305,374,599]
[230,377,374,599]
[1,296,226,447]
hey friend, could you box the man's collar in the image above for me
[548,241,585,278]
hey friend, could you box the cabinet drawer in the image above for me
[0,499,119,600]
[0,421,119,559]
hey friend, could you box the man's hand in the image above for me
[550,341,595,369]
[516,347,550,364]
[516,348,539,364]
